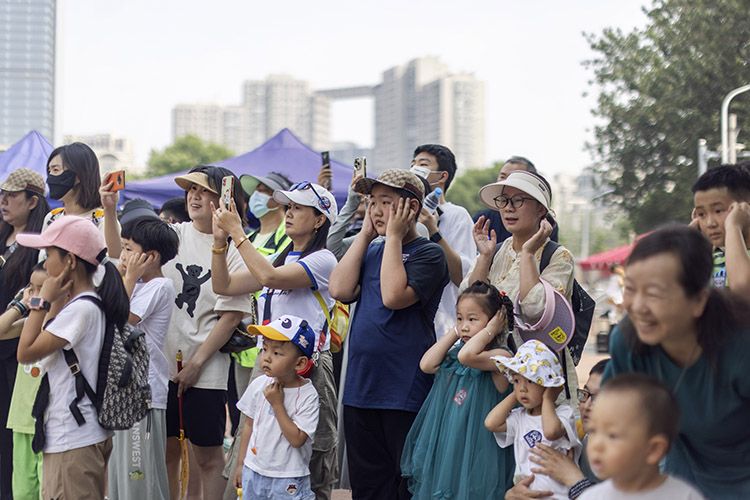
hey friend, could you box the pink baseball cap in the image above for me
[16,215,107,265]
[515,279,575,352]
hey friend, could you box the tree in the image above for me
[446,163,501,216]
[585,0,750,232]
[146,135,234,177]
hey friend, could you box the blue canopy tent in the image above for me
[121,128,353,208]
[0,130,54,183]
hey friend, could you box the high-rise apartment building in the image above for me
[0,0,56,148]
[172,75,329,154]
[374,57,485,171]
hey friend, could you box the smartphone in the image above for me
[321,151,330,170]
[354,157,367,178]
[105,170,126,192]
[221,176,235,210]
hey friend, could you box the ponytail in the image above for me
[80,259,129,330]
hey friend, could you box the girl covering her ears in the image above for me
[14,215,129,499]
[400,281,516,499]
[211,181,340,498]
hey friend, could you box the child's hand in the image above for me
[40,260,73,303]
[125,252,155,282]
[385,198,416,240]
[263,380,285,408]
[522,219,553,255]
[486,309,507,336]
[689,208,701,231]
[360,203,377,241]
[543,385,563,403]
[726,202,750,234]
[472,216,497,257]
[21,285,33,309]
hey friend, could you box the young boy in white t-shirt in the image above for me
[107,217,180,500]
[234,315,320,500]
[581,373,704,499]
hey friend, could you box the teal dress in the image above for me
[401,343,515,499]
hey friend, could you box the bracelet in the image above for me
[568,478,593,499]
[429,231,443,243]
[235,235,249,249]
[211,244,228,255]
[8,300,28,318]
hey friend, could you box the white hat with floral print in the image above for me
[491,339,565,388]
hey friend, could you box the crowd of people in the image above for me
[0,140,747,500]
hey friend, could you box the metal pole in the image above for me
[721,84,750,163]
[729,114,739,164]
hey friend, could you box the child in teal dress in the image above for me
[401,281,516,499]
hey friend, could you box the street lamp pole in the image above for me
[721,84,750,163]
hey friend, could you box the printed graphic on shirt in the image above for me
[523,430,543,448]
[286,482,298,495]
[453,388,467,406]
[175,263,211,317]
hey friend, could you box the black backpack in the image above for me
[32,296,151,452]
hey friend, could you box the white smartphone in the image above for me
[221,176,234,210]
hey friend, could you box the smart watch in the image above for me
[28,297,51,312]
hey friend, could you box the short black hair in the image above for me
[121,218,180,265]
[601,373,680,450]
[589,358,610,376]
[159,197,190,223]
[691,164,750,200]
[413,144,457,190]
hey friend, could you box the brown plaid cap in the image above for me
[353,168,425,200]
[0,168,46,195]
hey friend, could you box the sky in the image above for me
[57,0,649,176]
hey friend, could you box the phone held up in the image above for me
[354,156,367,178]
[105,170,126,192]
[221,176,235,210]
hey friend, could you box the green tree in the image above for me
[585,0,750,232]
[446,163,501,215]
[146,135,234,177]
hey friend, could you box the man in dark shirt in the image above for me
[330,169,449,500]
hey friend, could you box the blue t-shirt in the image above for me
[343,237,449,412]
[604,325,750,498]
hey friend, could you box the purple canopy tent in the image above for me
[121,128,353,208]
[0,130,54,183]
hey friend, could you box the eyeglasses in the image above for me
[289,181,331,214]
[494,195,536,210]
[577,388,596,404]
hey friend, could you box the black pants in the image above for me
[344,405,417,500]
[0,340,18,500]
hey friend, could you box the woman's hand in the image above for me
[473,216,497,257]
[210,201,236,244]
[522,219,552,255]
[39,260,73,303]
[504,475,553,499]
[99,178,119,211]
[530,443,585,488]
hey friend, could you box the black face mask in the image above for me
[47,170,77,200]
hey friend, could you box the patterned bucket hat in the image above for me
[353,168,425,200]
[491,339,565,388]
[1,168,46,195]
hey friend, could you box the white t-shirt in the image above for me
[163,222,254,390]
[237,375,319,478]
[579,476,705,500]
[42,292,112,453]
[434,202,477,338]
[495,404,580,500]
[256,249,337,352]
[130,277,176,410]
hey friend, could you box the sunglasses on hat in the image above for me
[290,181,332,215]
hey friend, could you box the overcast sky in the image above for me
[57,0,648,175]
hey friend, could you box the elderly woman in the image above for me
[604,225,750,498]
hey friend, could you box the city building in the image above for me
[0,0,56,148]
[63,133,137,173]
[171,57,485,172]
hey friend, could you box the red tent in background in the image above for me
[577,234,648,271]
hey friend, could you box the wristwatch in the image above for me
[28,297,51,312]
[430,231,443,243]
